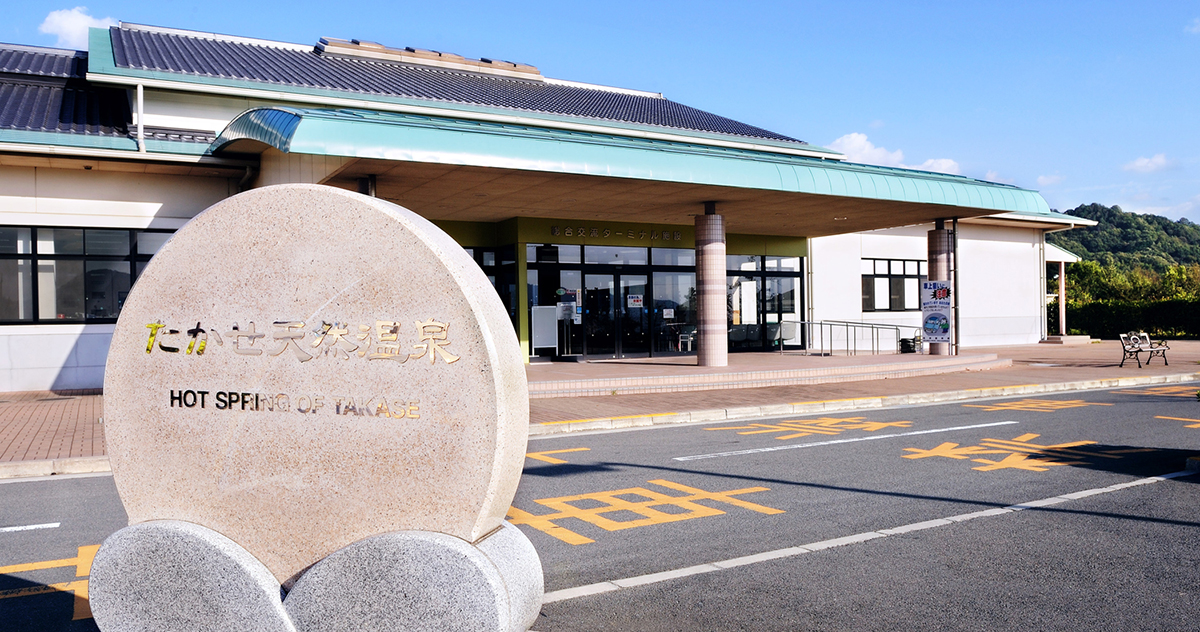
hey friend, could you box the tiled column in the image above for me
[927,225,953,355]
[696,205,728,367]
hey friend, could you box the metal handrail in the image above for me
[790,320,921,356]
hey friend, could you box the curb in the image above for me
[529,355,1009,398]
[0,456,111,480]
[529,372,1200,436]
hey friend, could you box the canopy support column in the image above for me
[696,202,728,367]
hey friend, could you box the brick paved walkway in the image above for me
[2,341,1197,463]
[0,390,103,462]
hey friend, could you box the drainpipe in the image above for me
[136,84,145,153]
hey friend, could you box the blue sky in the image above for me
[6,2,1199,222]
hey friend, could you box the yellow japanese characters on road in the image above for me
[526,448,591,464]
[1113,385,1198,397]
[962,399,1114,413]
[507,479,783,545]
[1155,415,1200,429]
[902,432,1153,472]
[705,416,912,440]
[0,545,98,620]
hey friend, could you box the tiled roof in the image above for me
[0,45,131,137]
[108,26,805,145]
[0,43,85,78]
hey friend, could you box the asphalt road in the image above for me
[2,382,1198,631]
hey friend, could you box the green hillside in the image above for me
[1047,203,1200,270]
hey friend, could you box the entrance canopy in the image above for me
[212,107,1053,237]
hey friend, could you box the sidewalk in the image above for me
[1,341,1197,475]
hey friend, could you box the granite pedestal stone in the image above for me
[91,184,542,631]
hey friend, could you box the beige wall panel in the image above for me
[142,89,278,134]
[0,166,38,214]
[257,149,352,187]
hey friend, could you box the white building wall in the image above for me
[809,222,1047,351]
[0,165,235,391]
[956,223,1044,347]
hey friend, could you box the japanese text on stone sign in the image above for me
[143,318,460,365]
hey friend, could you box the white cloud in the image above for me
[1186,18,1200,34]
[39,7,116,49]
[828,133,960,175]
[1122,153,1172,173]
[985,170,1015,185]
[1037,174,1064,187]
[829,133,904,166]
[911,158,961,175]
[1126,195,1200,221]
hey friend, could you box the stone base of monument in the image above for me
[90,520,543,632]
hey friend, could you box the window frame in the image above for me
[0,226,175,325]
[861,258,928,313]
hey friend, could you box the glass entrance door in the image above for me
[584,274,616,358]
[584,273,649,359]
[619,274,649,357]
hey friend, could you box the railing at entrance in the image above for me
[795,320,920,356]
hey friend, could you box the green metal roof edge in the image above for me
[212,106,1051,216]
[85,28,836,157]
[0,128,138,151]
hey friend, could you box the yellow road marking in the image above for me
[705,416,913,441]
[1155,415,1200,428]
[963,399,1114,413]
[526,448,591,464]
[905,433,1143,473]
[1114,386,1199,397]
[0,545,98,576]
[0,546,98,620]
[508,479,783,545]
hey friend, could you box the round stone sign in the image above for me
[104,184,529,583]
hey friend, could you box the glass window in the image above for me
[0,226,174,323]
[652,248,695,266]
[873,277,889,310]
[85,229,129,256]
[904,278,919,310]
[482,251,496,267]
[0,259,32,320]
[920,261,929,276]
[766,256,801,272]
[727,255,760,272]
[40,228,83,255]
[874,260,888,275]
[0,228,31,254]
[85,261,131,319]
[890,260,904,275]
[136,232,171,255]
[38,259,84,320]
[553,244,581,264]
[860,259,874,275]
[584,246,647,265]
[905,261,918,275]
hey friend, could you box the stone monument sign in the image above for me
[90,184,542,632]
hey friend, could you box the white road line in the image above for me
[673,421,1021,461]
[541,470,1195,603]
[0,522,60,533]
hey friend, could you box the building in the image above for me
[0,23,1091,391]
